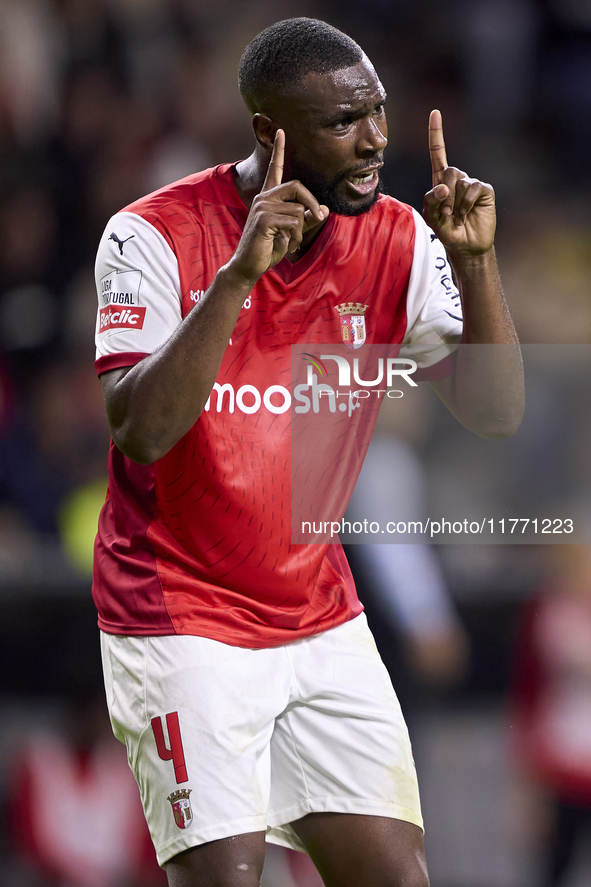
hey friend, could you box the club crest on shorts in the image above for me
[167,788,193,829]
[335,303,368,349]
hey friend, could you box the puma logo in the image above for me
[109,232,135,255]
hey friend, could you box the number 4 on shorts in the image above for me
[151,711,188,783]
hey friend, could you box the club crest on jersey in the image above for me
[335,303,368,349]
[167,789,193,830]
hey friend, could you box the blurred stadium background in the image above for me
[1,1,591,885]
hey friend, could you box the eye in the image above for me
[373,103,385,116]
[331,116,353,131]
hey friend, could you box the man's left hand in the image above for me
[423,110,496,258]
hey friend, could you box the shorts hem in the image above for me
[267,796,423,852]
[155,814,268,867]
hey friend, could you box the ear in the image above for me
[252,114,277,154]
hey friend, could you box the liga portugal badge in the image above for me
[168,788,193,829]
[335,303,368,349]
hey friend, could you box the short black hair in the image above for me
[238,18,364,113]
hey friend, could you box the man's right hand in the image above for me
[99,132,330,464]
[229,129,329,283]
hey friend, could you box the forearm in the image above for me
[104,262,254,463]
[453,247,517,346]
[434,248,524,437]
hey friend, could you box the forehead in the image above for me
[286,57,386,123]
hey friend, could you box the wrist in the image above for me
[448,245,497,277]
[217,260,260,294]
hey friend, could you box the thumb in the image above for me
[303,204,329,232]
[424,183,452,218]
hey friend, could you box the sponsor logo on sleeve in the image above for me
[98,268,146,333]
[99,305,146,332]
[434,254,462,320]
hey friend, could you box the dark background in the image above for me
[1,1,591,885]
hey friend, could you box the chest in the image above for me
[176,209,415,355]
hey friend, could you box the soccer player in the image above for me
[93,17,523,887]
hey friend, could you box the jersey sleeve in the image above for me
[401,208,463,368]
[94,212,182,375]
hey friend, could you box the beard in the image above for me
[288,156,385,216]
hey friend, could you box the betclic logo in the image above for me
[99,306,146,332]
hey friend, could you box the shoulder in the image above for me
[374,193,415,219]
[110,163,238,255]
[367,193,416,228]
[338,194,417,237]
[119,163,237,227]
[369,199,442,259]
[333,195,417,258]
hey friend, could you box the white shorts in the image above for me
[100,613,422,866]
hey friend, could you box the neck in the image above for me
[233,149,267,208]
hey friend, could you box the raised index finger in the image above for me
[262,128,285,191]
[428,109,448,187]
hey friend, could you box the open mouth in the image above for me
[345,167,381,196]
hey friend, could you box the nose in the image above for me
[358,115,388,155]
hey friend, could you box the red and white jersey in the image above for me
[93,163,462,648]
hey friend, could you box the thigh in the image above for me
[292,813,429,887]
[267,614,422,845]
[100,632,290,867]
[165,832,266,887]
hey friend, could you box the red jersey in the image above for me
[94,163,461,647]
